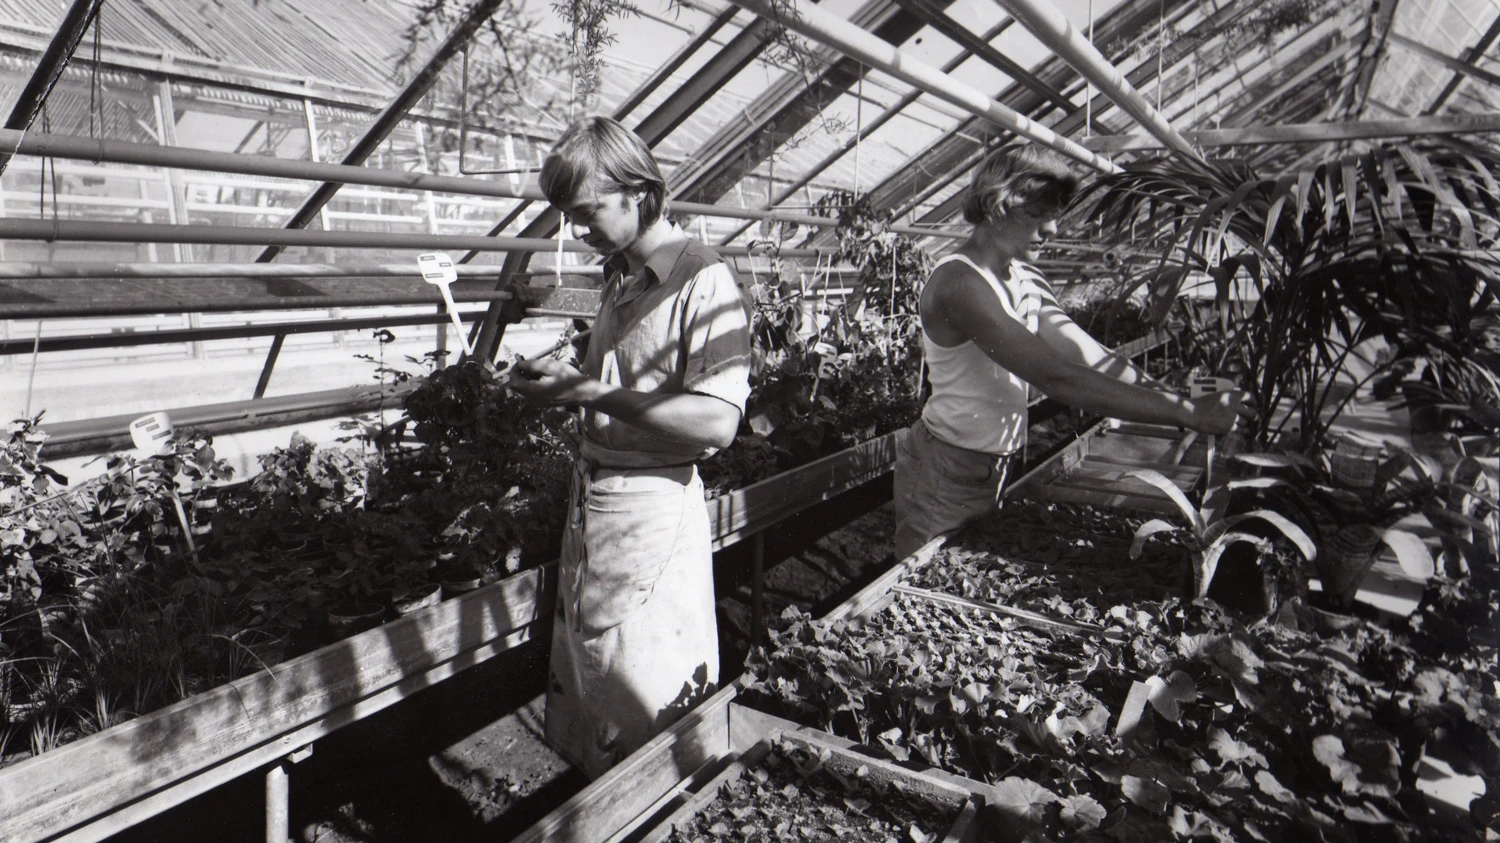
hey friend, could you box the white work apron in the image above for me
[543,454,720,779]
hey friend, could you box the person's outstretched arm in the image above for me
[510,360,741,449]
[935,270,1248,434]
[1033,289,1152,385]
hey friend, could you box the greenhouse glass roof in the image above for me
[0,0,1496,354]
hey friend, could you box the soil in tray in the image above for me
[910,498,1192,619]
[666,738,957,843]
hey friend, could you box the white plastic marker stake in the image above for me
[129,412,197,554]
[1189,376,1238,491]
[128,412,174,454]
[417,252,474,358]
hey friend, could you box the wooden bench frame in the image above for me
[508,681,991,843]
[0,430,905,843]
[3,332,1176,843]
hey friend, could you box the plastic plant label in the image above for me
[417,252,474,357]
[129,412,174,454]
[1189,376,1237,398]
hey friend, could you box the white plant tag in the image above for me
[417,252,474,358]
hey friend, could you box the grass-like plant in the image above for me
[1127,468,1316,611]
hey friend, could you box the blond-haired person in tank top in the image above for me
[892,144,1252,559]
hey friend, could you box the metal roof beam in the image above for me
[669,0,928,206]
[992,0,1203,164]
[719,0,1120,172]
[1350,0,1401,118]
[897,0,1218,226]
[0,0,102,176]
[860,0,1190,233]
[1218,43,1358,129]
[1390,31,1500,92]
[713,18,1015,246]
[889,0,1077,114]
[255,0,507,263]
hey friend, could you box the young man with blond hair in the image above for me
[512,116,752,778]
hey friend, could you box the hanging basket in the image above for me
[1317,524,1383,609]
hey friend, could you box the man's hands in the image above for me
[509,357,600,407]
[1187,389,1256,435]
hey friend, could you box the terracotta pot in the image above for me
[1318,524,1383,609]
[393,582,442,616]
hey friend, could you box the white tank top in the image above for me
[920,254,1050,455]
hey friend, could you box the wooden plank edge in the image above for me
[1020,482,1182,514]
[727,704,999,833]
[708,431,901,547]
[0,563,555,843]
[890,584,1128,643]
[821,532,950,623]
[507,683,740,843]
[47,624,540,843]
[943,799,984,843]
[635,739,777,843]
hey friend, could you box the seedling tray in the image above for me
[1006,422,1242,515]
[507,683,992,843]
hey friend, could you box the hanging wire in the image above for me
[1085,0,1094,137]
[1157,0,1165,111]
[852,64,864,201]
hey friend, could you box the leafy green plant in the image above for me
[1079,143,1500,450]
[747,539,1500,842]
[1127,467,1316,611]
[705,190,930,489]
[1227,441,1496,610]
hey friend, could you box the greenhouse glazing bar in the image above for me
[0,0,102,175]
[1080,111,1500,152]
[0,262,548,279]
[990,0,1206,164]
[0,309,498,356]
[719,0,1121,174]
[256,0,509,262]
[716,18,1014,247]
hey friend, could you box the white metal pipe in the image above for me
[718,0,1121,174]
[0,129,959,240]
[0,261,557,279]
[991,0,1206,164]
[0,218,823,258]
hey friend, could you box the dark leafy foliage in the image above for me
[665,739,957,843]
[745,504,1500,842]
[1078,143,1500,452]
